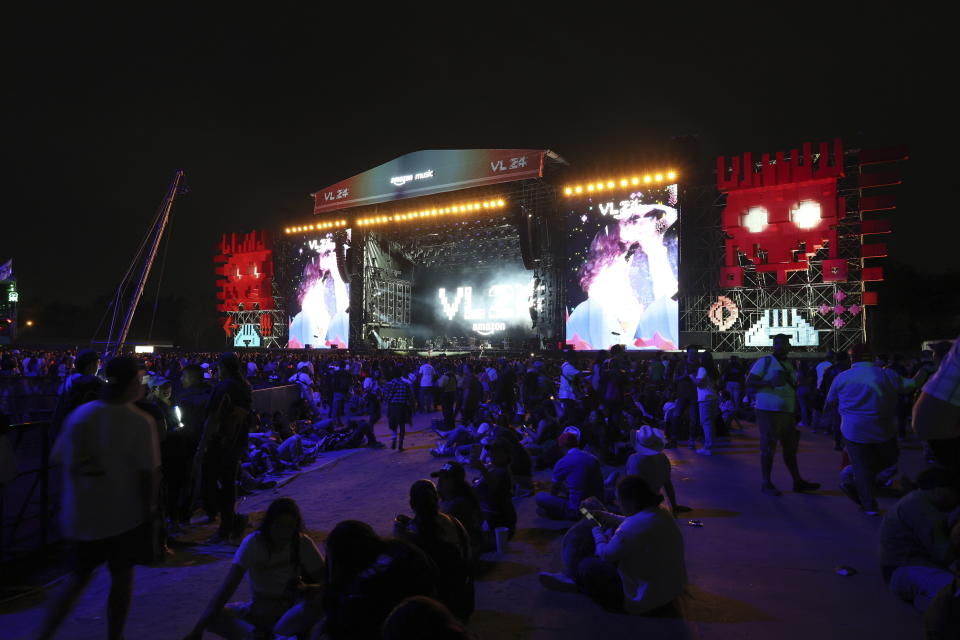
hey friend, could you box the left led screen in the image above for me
[287,230,350,349]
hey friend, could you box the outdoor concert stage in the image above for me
[214,142,906,355]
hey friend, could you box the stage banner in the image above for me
[313,149,545,214]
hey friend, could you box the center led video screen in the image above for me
[411,264,535,346]
[564,184,679,351]
[286,230,351,349]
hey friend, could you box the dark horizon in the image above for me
[4,6,953,345]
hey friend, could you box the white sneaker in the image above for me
[695,448,712,456]
[538,571,579,593]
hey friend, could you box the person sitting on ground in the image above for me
[535,427,605,521]
[432,461,484,555]
[623,425,688,515]
[183,497,324,640]
[923,520,960,640]
[880,466,960,611]
[318,520,438,640]
[394,480,475,621]
[381,596,471,640]
[471,439,517,539]
[539,475,687,614]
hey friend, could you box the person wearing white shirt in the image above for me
[747,334,820,497]
[418,361,437,413]
[826,344,925,515]
[39,356,160,640]
[558,350,584,420]
[539,475,686,614]
[691,350,719,456]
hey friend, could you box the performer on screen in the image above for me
[566,203,679,351]
[288,238,349,349]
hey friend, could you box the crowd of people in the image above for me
[2,333,959,639]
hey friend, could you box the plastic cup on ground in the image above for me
[495,527,510,553]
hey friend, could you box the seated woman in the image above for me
[183,498,324,640]
[394,480,475,621]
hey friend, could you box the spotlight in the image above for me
[620,179,627,187]
[644,175,652,183]
[655,174,663,182]
[497,199,504,206]
[667,171,676,180]
[564,187,572,195]
[575,186,583,193]
[631,177,639,185]
[596,182,604,191]
[587,184,594,192]
[607,180,614,188]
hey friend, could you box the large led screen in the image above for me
[412,264,535,345]
[564,184,679,351]
[287,231,350,349]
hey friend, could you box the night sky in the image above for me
[3,6,950,341]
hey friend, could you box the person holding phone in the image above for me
[747,334,820,497]
[539,475,686,614]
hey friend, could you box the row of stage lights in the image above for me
[357,198,506,226]
[283,199,507,234]
[285,219,348,234]
[563,171,677,196]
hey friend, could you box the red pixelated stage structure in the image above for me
[678,138,907,352]
[215,230,286,348]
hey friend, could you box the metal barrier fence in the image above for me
[0,420,58,564]
[0,383,301,565]
[0,375,62,425]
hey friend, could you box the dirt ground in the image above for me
[0,411,926,640]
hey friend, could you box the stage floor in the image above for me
[1,413,925,639]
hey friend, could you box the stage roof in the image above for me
[312,148,566,215]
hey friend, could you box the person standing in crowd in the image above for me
[194,352,253,545]
[692,349,719,456]
[535,427,604,521]
[747,334,820,496]
[330,360,352,427]
[671,347,700,450]
[826,344,926,515]
[539,475,686,614]
[437,364,458,431]
[174,364,212,526]
[52,349,102,430]
[418,359,437,414]
[558,349,585,423]
[384,365,415,451]
[39,356,161,640]
[721,354,746,410]
[913,337,960,472]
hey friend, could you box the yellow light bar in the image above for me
[284,218,349,234]
[352,198,508,228]
[563,171,679,196]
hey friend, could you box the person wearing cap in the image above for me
[535,426,605,521]
[40,356,161,640]
[432,461,484,552]
[747,333,820,497]
[626,425,686,515]
[539,475,687,614]
[826,343,928,515]
[471,439,517,537]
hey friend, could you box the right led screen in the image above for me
[564,184,680,351]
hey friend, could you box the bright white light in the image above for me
[580,214,588,222]
[742,207,768,233]
[134,345,154,353]
[791,200,821,229]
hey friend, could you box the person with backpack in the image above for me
[193,352,254,545]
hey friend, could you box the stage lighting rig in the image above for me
[562,170,678,196]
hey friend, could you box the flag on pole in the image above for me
[0,259,12,281]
